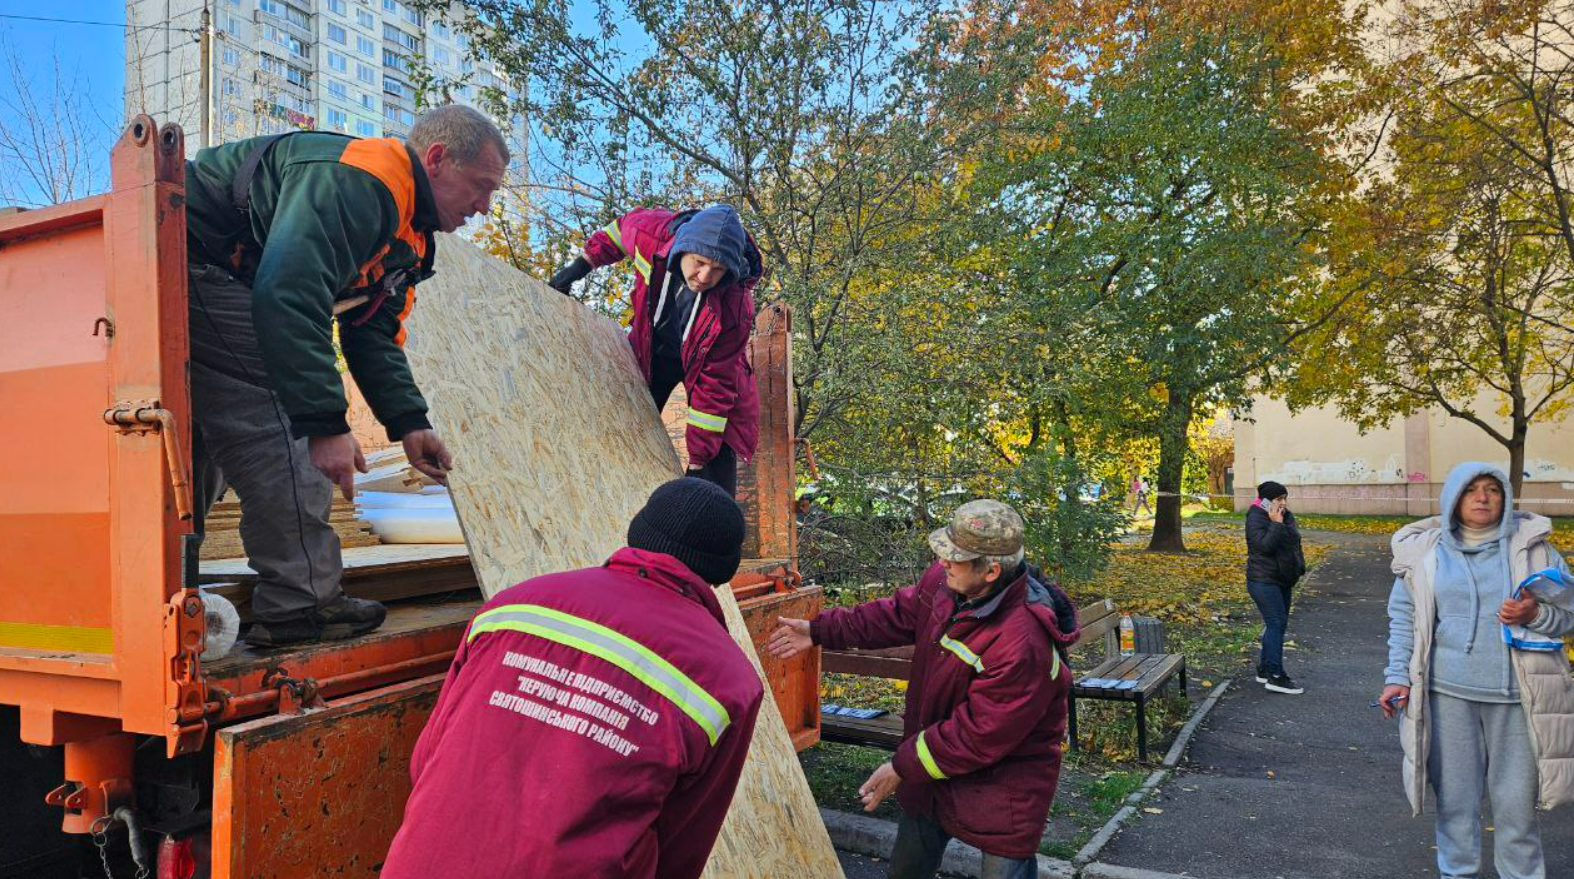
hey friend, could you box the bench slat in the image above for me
[821,714,906,750]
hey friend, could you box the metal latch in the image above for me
[103,400,193,521]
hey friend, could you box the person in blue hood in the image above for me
[550,205,763,496]
[1382,462,1574,879]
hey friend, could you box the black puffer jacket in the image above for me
[1245,504,1306,587]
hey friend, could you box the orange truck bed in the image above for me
[0,117,819,879]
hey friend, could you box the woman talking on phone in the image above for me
[1382,463,1574,879]
[1245,480,1307,694]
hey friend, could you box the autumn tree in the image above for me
[968,28,1355,551]
[1285,0,1574,494]
[432,0,1040,437]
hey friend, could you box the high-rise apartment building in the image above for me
[125,0,522,154]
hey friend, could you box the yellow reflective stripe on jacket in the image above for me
[632,249,652,283]
[686,408,728,433]
[1050,647,1061,680]
[603,219,627,255]
[468,603,731,745]
[915,730,947,780]
[939,635,984,673]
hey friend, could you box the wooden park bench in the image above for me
[820,598,1187,763]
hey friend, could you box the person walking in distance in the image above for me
[1245,480,1306,694]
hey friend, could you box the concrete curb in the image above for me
[1071,681,1230,867]
[1081,864,1207,879]
[820,808,1076,878]
[823,681,1232,878]
[1162,680,1230,769]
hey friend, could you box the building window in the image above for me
[461,58,473,73]
[327,0,346,13]
[328,51,347,72]
[356,9,374,28]
[222,77,240,96]
[433,47,449,65]
[382,75,405,98]
[401,5,420,25]
[221,14,241,33]
[283,3,311,29]
[361,93,377,111]
[327,23,346,45]
[383,24,419,52]
[382,0,396,11]
[260,53,285,75]
[357,35,375,57]
[223,46,240,66]
[382,48,408,72]
[327,80,348,99]
[286,64,309,87]
[384,105,414,126]
[357,63,377,85]
[259,0,283,15]
[327,107,348,130]
[263,24,307,58]
[356,120,377,137]
[432,20,448,38]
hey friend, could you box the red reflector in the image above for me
[157,835,197,879]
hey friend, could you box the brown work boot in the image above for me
[245,596,388,648]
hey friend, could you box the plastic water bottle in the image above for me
[1119,612,1136,656]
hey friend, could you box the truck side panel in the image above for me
[211,674,443,879]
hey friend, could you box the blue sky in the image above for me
[0,2,127,203]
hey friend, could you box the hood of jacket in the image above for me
[1024,564,1081,648]
[667,205,762,288]
[1392,462,1549,574]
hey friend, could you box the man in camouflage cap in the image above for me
[770,499,1077,879]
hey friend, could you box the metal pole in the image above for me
[199,2,212,147]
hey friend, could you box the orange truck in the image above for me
[0,117,821,879]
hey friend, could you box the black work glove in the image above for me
[548,256,593,296]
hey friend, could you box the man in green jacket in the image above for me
[186,105,507,647]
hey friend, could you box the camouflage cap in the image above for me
[927,500,1025,562]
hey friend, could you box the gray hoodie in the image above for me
[1385,462,1574,701]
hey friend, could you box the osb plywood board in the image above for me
[403,236,840,879]
[403,234,681,599]
[706,585,844,879]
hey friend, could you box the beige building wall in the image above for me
[1235,394,1574,516]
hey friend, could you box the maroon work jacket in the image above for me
[382,548,763,879]
[812,563,1073,858]
[583,207,760,467]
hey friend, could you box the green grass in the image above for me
[1039,757,1147,859]
[797,741,904,822]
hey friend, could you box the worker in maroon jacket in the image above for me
[770,500,1076,879]
[382,478,764,879]
[547,205,761,496]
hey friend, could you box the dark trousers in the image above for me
[188,264,345,622]
[887,813,1037,879]
[649,351,737,497]
[1247,580,1293,676]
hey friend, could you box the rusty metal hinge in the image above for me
[103,400,193,520]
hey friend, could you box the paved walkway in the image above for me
[1099,531,1574,878]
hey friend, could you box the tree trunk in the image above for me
[1146,391,1194,553]
[1507,418,1528,499]
[1053,401,1080,568]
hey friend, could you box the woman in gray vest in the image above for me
[1381,462,1574,879]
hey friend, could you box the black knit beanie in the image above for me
[627,478,746,584]
[1257,480,1288,501]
